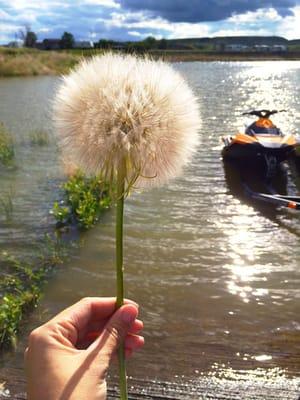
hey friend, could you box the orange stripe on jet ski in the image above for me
[233,133,257,144]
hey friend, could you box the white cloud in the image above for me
[82,0,120,8]
[1,1,300,44]
[102,11,210,38]
[128,30,142,37]
[0,9,10,20]
[165,22,210,39]
[0,23,22,33]
[276,5,300,39]
[228,7,282,24]
[37,27,52,33]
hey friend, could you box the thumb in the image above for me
[90,304,138,362]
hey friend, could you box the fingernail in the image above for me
[126,299,139,308]
[122,305,138,324]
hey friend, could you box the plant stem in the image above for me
[116,163,128,400]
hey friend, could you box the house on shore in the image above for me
[42,39,61,50]
[221,43,288,53]
[74,41,94,49]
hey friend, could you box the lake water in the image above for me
[0,62,300,399]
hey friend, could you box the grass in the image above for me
[0,122,14,166]
[0,189,14,222]
[0,47,79,77]
[52,171,112,229]
[28,129,50,146]
[2,46,300,78]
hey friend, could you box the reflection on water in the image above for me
[0,63,300,398]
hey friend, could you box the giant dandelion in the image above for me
[53,52,200,399]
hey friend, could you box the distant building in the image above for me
[42,39,61,50]
[111,43,126,50]
[253,45,271,52]
[224,44,250,52]
[35,41,45,50]
[272,44,287,52]
[74,41,94,49]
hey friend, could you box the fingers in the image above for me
[124,334,144,358]
[88,304,140,361]
[76,319,144,349]
[48,297,138,346]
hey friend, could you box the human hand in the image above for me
[25,297,144,400]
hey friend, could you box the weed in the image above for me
[0,234,71,349]
[28,129,50,146]
[0,253,44,348]
[0,122,14,166]
[0,189,14,222]
[51,172,112,229]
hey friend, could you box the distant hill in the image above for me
[167,36,289,50]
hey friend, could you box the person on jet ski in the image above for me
[244,110,284,137]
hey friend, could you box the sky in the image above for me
[1,0,300,44]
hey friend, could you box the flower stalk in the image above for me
[53,53,201,399]
[115,159,127,400]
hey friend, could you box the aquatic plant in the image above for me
[0,122,14,166]
[0,236,70,349]
[54,53,200,399]
[28,129,50,146]
[0,189,14,222]
[0,254,44,348]
[51,172,111,229]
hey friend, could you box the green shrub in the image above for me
[52,172,112,229]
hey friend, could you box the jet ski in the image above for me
[222,109,300,210]
[222,110,300,178]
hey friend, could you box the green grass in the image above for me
[0,122,14,166]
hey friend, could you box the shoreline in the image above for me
[153,50,300,62]
[1,47,300,77]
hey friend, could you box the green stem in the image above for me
[116,163,128,400]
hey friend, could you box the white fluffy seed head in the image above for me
[53,53,200,190]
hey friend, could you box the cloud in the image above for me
[118,0,298,23]
[276,5,300,39]
[0,0,300,44]
[228,7,282,23]
[81,0,120,8]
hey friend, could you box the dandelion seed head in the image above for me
[53,53,200,189]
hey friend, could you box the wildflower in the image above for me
[53,53,200,191]
[53,52,200,400]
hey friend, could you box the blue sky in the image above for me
[1,0,300,44]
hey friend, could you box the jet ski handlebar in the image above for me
[242,109,286,118]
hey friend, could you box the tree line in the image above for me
[19,26,168,51]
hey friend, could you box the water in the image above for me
[0,63,300,399]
